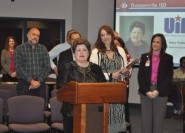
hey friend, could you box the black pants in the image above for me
[63,115,73,133]
[2,74,18,82]
[17,79,46,100]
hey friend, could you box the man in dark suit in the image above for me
[56,31,80,133]
[57,31,81,89]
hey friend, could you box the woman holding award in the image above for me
[90,25,131,133]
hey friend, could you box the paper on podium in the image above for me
[126,58,140,68]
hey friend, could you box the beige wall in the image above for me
[0,0,144,104]
[0,0,73,36]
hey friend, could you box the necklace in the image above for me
[71,61,96,82]
[106,49,112,51]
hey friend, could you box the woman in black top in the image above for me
[57,38,106,133]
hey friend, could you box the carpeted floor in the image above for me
[128,104,183,133]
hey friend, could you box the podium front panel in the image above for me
[76,82,126,104]
[57,81,127,105]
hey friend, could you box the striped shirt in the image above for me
[15,42,51,82]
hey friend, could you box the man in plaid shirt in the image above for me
[15,28,50,100]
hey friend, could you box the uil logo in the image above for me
[164,15,185,33]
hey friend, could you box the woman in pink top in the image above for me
[1,36,18,82]
[138,33,173,133]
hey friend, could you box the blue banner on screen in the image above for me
[115,0,185,66]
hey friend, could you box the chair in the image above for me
[7,95,50,133]
[0,89,12,125]
[0,98,9,133]
[49,96,64,133]
[0,84,17,97]
[44,88,57,125]
[44,85,52,121]
[51,89,58,97]
[0,84,17,123]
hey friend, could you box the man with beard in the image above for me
[15,28,50,100]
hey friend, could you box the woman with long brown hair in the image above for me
[90,25,131,133]
[1,36,18,82]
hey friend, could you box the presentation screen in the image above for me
[115,0,185,66]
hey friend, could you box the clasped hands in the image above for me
[146,90,159,99]
[29,79,41,90]
[11,72,16,78]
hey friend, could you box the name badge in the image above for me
[145,59,150,67]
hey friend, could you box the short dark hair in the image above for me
[180,56,185,67]
[72,38,91,53]
[66,29,76,43]
[130,21,145,35]
[68,31,81,41]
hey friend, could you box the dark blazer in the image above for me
[138,52,173,97]
[57,48,73,89]
[1,49,13,75]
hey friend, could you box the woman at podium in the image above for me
[57,38,106,133]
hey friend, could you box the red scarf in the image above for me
[10,51,15,72]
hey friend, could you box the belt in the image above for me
[151,83,157,86]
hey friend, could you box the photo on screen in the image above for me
[114,0,185,66]
[119,16,154,59]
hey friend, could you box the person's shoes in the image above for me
[125,121,131,126]
[174,109,177,114]
[174,109,181,115]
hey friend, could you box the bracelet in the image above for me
[109,73,112,81]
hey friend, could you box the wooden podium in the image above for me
[57,81,127,133]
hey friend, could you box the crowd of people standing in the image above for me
[0,24,182,133]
